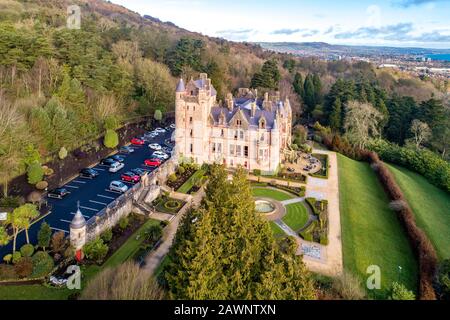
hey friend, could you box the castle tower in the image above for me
[70,203,86,251]
[269,120,281,173]
[174,73,217,164]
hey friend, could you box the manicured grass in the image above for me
[0,219,161,300]
[337,154,418,299]
[269,221,285,237]
[251,187,294,201]
[282,202,309,231]
[387,163,450,260]
[177,169,206,194]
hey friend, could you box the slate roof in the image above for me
[176,79,185,92]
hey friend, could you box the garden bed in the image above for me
[153,195,186,214]
[166,163,198,191]
[177,169,207,194]
[309,153,329,179]
[300,197,329,245]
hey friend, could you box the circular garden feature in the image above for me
[255,199,276,215]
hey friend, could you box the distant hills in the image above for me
[257,42,450,58]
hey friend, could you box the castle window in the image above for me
[236,145,242,157]
[189,117,193,124]
[221,129,224,137]
[240,131,244,140]
[191,90,194,95]
[230,145,235,156]
[244,146,249,157]
[212,143,216,153]
[234,130,238,139]
[190,129,193,137]
[194,106,196,111]
[190,144,193,153]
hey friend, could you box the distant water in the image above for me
[426,54,450,62]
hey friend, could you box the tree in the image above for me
[58,147,68,160]
[81,261,164,300]
[293,72,304,97]
[104,129,119,149]
[84,238,109,264]
[26,161,44,185]
[165,165,315,299]
[303,74,316,114]
[329,97,342,131]
[389,282,415,300]
[51,231,67,254]
[154,109,163,122]
[344,101,384,149]
[312,73,322,105]
[145,224,163,242]
[437,258,450,300]
[0,226,9,246]
[251,59,280,90]
[12,204,39,244]
[37,222,52,251]
[165,37,204,77]
[7,206,28,252]
[409,119,431,149]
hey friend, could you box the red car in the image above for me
[121,172,140,183]
[131,138,145,145]
[144,158,162,167]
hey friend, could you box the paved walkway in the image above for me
[299,149,343,277]
[280,197,304,205]
[143,188,205,275]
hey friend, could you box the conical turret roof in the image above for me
[71,204,86,229]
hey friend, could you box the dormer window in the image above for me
[190,90,194,96]
[259,118,266,129]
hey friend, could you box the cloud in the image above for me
[392,0,449,7]
[334,23,414,39]
[271,28,304,35]
[301,30,320,37]
[323,26,334,35]
[215,29,255,40]
[335,22,450,43]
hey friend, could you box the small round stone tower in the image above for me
[70,203,87,251]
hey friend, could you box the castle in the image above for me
[174,73,292,174]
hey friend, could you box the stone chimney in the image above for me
[251,101,257,117]
[226,93,234,111]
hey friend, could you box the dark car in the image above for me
[80,168,99,179]
[287,167,295,173]
[130,168,147,177]
[108,155,125,163]
[121,172,140,183]
[48,188,71,199]
[100,158,116,166]
[119,146,135,154]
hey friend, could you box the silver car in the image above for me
[109,161,125,173]
[109,181,128,193]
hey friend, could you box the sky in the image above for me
[109,0,450,49]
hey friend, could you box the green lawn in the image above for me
[269,221,285,237]
[177,169,206,194]
[337,154,418,299]
[252,187,294,201]
[282,202,309,231]
[0,219,161,300]
[387,164,450,260]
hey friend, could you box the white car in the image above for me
[149,143,162,151]
[109,161,124,173]
[109,181,128,193]
[154,127,166,133]
[169,123,176,129]
[152,151,169,160]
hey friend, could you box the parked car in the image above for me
[80,168,99,179]
[109,181,128,193]
[152,151,169,160]
[119,146,134,154]
[169,123,176,129]
[154,127,166,133]
[149,143,162,151]
[162,146,172,154]
[101,158,116,166]
[131,137,145,145]
[108,155,125,163]
[109,161,125,173]
[121,172,140,183]
[48,188,70,199]
[130,168,147,177]
[144,158,162,167]
[287,167,295,173]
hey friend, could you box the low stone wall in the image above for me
[73,159,176,247]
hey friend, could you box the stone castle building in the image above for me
[174,73,292,174]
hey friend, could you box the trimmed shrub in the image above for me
[84,238,109,265]
[177,166,185,175]
[104,129,119,149]
[0,264,17,280]
[100,229,113,243]
[390,282,416,300]
[3,254,12,264]
[31,251,54,278]
[35,181,48,190]
[154,109,163,122]
[43,167,54,176]
[12,251,22,264]
[27,162,44,185]
[118,217,129,231]
[168,173,177,183]
[58,146,68,160]
[20,244,35,257]
[14,257,33,278]
[253,169,262,176]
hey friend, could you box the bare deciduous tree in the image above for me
[343,101,384,150]
[409,119,431,149]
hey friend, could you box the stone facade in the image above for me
[174,73,292,174]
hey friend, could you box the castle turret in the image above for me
[70,203,86,251]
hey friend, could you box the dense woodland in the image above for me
[0,0,448,199]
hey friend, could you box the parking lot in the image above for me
[0,127,174,258]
